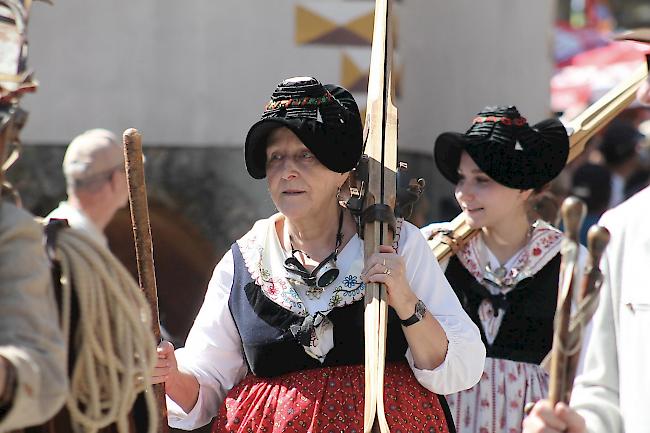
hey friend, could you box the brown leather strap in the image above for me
[362,203,396,233]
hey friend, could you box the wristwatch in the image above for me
[401,299,427,327]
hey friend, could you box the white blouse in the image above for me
[168,215,485,430]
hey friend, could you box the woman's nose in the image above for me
[281,158,299,180]
[455,183,473,201]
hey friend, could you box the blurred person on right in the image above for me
[46,128,128,248]
[522,182,650,433]
[597,119,645,207]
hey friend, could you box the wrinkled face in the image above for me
[454,151,531,229]
[265,127,347,221]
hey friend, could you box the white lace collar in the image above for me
[456,220,564,290]
[455,220,564,345]
[236,214,366,362]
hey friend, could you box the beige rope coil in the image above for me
[53,227,158,433]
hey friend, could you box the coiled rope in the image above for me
[53,226,158,433]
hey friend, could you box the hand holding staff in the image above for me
[123,128,170,433]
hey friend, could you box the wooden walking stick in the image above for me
[548,196,586,405]
[123,128,170,433]
[429,58,649,262]
[362,0,397,431]
[562,224,610,401]
[527,222,610,415]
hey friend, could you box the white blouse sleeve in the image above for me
[167,250,249,430]
[400,221,486,395]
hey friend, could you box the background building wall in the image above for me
[23,0,555,151]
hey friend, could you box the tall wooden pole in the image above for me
[123,128,169,433]
[363,0,397,431]
[548,197,585,405]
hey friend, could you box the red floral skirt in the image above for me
[212,362,452,433]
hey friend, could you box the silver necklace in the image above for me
[483,224,534,288]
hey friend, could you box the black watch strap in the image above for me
[401,299,427,327]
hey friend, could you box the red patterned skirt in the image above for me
[212,362,453,433]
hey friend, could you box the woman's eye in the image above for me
[266,154,283,166]
[476,177,490,184]
[301,151,314,159]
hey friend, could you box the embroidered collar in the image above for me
[456,220,564,290]
[237,214,366,317]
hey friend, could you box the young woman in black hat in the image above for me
[153,77,485,432]
[421,106,578,433]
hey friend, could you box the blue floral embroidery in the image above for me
[343,275,358,288]
[328,278,365,309]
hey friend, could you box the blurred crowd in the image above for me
[521,107,650,244]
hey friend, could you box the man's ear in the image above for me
[108,169,120,191]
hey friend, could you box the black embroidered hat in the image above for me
[434,106,569,190]
[245,76,363,179]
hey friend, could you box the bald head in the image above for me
[63,128,123,191]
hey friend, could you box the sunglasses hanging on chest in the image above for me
[284,209,344,290]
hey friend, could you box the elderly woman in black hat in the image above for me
[421,106,575,433]
[154,77,485,432]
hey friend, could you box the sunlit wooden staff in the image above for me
[548,197,586,404]
[123,128,170,433]
[548,197,610,405]
[563,224,610,401]
[359,0,397,431]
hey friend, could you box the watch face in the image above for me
[415,300,427,319]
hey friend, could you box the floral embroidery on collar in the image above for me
[456,220,564,288]
[328,277,365,310]
[454,220,563,345]
[236,215,365,317]
[237,218,306,316]
[237,215,368,362]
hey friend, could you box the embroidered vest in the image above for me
[445,254,561,365]
[228,242,409,378]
